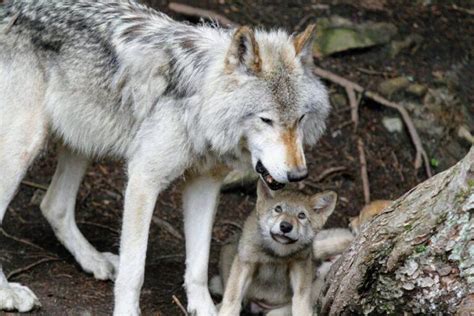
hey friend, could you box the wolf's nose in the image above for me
[287,168,308,182]
[280,221,293,233]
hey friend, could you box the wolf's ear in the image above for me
[257,179,275,203]
[225,26,261,74]
[310,191,337,225]
[293,24,316,57]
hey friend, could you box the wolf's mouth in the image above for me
[255,161,285,190]
[271,233,298,244]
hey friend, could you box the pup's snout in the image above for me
[287,167,308,182]
[280,221,293,233]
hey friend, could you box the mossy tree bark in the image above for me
[317,148,474,315]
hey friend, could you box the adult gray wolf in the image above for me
[0,0,330,314]
[214,181,337,316]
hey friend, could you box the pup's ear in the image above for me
[293,24,316,59]
[225,26,261,74]
[310,191,337,226]
[257,179,274,203]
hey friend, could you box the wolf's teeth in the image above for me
[266,175,273,183]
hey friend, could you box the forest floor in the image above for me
[1,0,472,315]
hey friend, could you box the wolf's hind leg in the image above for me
[40,147,119,280]
[0,99,46,312]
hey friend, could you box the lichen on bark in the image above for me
[317,148,474,315]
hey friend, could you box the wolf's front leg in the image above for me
[113,163,169,316]
[183,174,224,316]
[289,259,314,316]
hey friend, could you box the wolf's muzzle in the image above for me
[287,167,308,182]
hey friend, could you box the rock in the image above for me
[378,77,411,97]
[221,170,258,192]
[382,117,403,133]
[314,16,397,56]
[330,93,347,108]
[389,34,423,58]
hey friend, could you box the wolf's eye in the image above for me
[274,205,282,213]
[260,117,273,126]
[298,212,306,220]
[299,114,306,123]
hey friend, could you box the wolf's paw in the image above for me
[0,282,41,312]
[82,252,119,281]
[186,284,217,316]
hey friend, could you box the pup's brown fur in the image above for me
[216,181,337,316]
[349,200,392,234]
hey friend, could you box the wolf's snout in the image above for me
[287,167,308,182]
[280,221,293,233]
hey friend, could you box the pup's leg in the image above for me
[289,259,313,316]
[218,257,255,316]
[183,174,223,316]
[266,305,292,316]
[40,146,118,280]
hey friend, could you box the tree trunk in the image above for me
[318,148,474,315]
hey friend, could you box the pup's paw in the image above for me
[0,282,41,312]
[82,252,119,281]
[186,284,217,316]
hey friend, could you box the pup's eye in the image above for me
[298,212,306,220]
[260,117,273,126]
[299,114,306,123]
[274,205,282,213]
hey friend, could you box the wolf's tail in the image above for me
[209,275,224,296]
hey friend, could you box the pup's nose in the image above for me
[287,168,308,182]
[280,221,293,233]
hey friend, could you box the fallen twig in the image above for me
[172,295,189,316]
[168,2,238,27]
[294,14,314,32]
[152,216,184,240]
[1,228,48,253]
[218,220,243,231]
[314,166,348,182]
[357,138,371,204]
[313,66,432,178]
[7,257,61,280]
[450,4,474,16]
[345,86,359,128]
[78,221,120,235]
[21,180,49,191]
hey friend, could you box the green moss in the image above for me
[415,245,427,253]
[467,179,474,188]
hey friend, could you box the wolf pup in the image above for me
[349,200,392,234]
[215,181,337,316]
[0,1,330,314]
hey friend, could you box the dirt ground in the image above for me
[1,0,472,315]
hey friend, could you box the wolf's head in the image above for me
[204,25,329,190]
[255,181,337,256]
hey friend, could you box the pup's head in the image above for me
[255,180,337,256]
[206,25,329,190]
